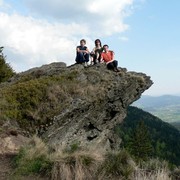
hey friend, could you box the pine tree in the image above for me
[0,47,15,83]
[128,120,153,161]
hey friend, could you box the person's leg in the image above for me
[84,53,90,62]
[90,53,95,65]
[113,60,118,67]
[113,60,120,72]
[107,62,114,70]
[76,52,85,63]
[95,52,100,63]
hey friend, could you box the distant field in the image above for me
[145,105,180,123]
[133,95,180,123]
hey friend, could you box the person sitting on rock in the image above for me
[90,39,103,65]
[75,39,90,66]
[100,44,120,72]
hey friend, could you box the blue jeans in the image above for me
[107,60,118,70]
[76,52,89,63]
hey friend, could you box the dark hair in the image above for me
[80,39,86,44]
[95,39,102,47]
[103,44,109,48]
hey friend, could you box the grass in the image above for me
[51,152,100,180]
[12,136,52,177]
[0,69,107,133]
[99,150,135,179]
[12,136,174,180]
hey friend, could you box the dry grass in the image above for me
[26,135,49,159]
[13,136,173,180]
[133,168,171,180]
[51,151,103,180]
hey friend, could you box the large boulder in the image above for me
[41,63,153,152]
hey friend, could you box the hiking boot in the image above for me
[113,68,120,72]
[84,62,88,67]
[95,59,99,64]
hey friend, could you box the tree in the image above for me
[0,46,15,83]
[128,120,153,161]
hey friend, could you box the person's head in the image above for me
[95,39,102,47]
[80,39,86,46]
[103,44,109,52]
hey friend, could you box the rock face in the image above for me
[0,62,153,152]
[40,63,153,152]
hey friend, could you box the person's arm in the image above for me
[86,47,90,54]
[90,47,96,54]
[100,53,104,63]
[76,46,87,53]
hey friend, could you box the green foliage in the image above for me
[13,148,52,176]
[116,106,180,166]
[64,142,81,154]
[80,155,94,166]
[127,120,153,161]
[0,47,15,83]
[99,150,134,179]
[0,71,80,131]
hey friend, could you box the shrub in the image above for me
[51,152,99,180]
[99,150,135,179]
[12,136,52,177]
[0,47,15,83]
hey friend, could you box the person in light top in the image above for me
[90,39,103,64]
[100,44,120,72]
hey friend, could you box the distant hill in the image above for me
[117,106,180,166]
[133,95,180,123]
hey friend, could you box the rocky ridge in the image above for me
[0,62,153,153]
[39,63,153,151]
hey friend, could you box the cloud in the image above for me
[24,0,133,35]
[0,0,135,72]
[0,13,95,71]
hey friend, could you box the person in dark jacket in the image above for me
[75,39,90,66]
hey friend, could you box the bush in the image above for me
[12,136,52,177]
[0,47,15,83]
[99,150,135,179]
[51,152,99,180]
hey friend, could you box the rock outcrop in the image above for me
[0,62,153,152]
[39,63,153,152]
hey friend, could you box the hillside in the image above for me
[1,62,180,179]
[117,106,180,166]
[133,95,180,123]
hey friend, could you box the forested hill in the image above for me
[117,106,180,166]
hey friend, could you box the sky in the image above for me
[0,0,179,96]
